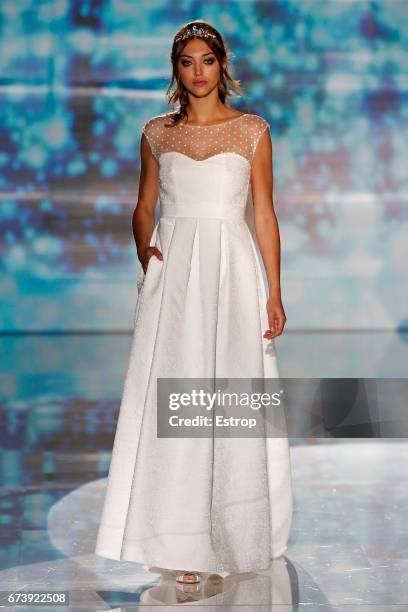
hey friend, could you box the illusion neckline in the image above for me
[179,112,247,128]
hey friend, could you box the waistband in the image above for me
[160,201,246,221]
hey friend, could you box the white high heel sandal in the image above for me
[175,570,231,584]
[175,571,202,584]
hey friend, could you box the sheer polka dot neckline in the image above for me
[142,112,270,164]
[179,113,248,128]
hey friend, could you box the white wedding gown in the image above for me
[94,111,293,574]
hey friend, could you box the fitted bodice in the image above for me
[142,112,269,221]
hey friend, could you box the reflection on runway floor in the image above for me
[0,441,407,610]
[1,332,407,608]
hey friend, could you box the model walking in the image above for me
[95,19,293,586]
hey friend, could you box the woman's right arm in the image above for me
[132,131,163,273]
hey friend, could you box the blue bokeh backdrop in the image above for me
[0,0,407,330]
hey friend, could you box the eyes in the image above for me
[180,58,215,68]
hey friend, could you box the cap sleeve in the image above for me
[141,118,160,161]
[250,115,270,162]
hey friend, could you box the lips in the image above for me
[193,80,207,85]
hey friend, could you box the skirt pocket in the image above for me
[136,254,163,295]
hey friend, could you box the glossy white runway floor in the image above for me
[1,439,406,610]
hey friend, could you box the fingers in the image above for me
[263,313,286,339]
[143,247,164,273]
[152,247,164,261]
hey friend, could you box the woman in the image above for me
[95,19,293,586]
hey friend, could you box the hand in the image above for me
[140,246,163,274]
[263,295,286,339]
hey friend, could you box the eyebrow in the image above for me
[180,52,215,58]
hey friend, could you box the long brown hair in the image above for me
[165,20,245,127]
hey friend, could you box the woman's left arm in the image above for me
[250,128,287,339]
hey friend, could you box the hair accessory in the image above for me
[175,24,217,43]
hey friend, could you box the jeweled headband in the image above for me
[174,25,217,43]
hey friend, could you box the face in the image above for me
[177,37,225,97]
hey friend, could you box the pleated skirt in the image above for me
[94,214,293,573]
